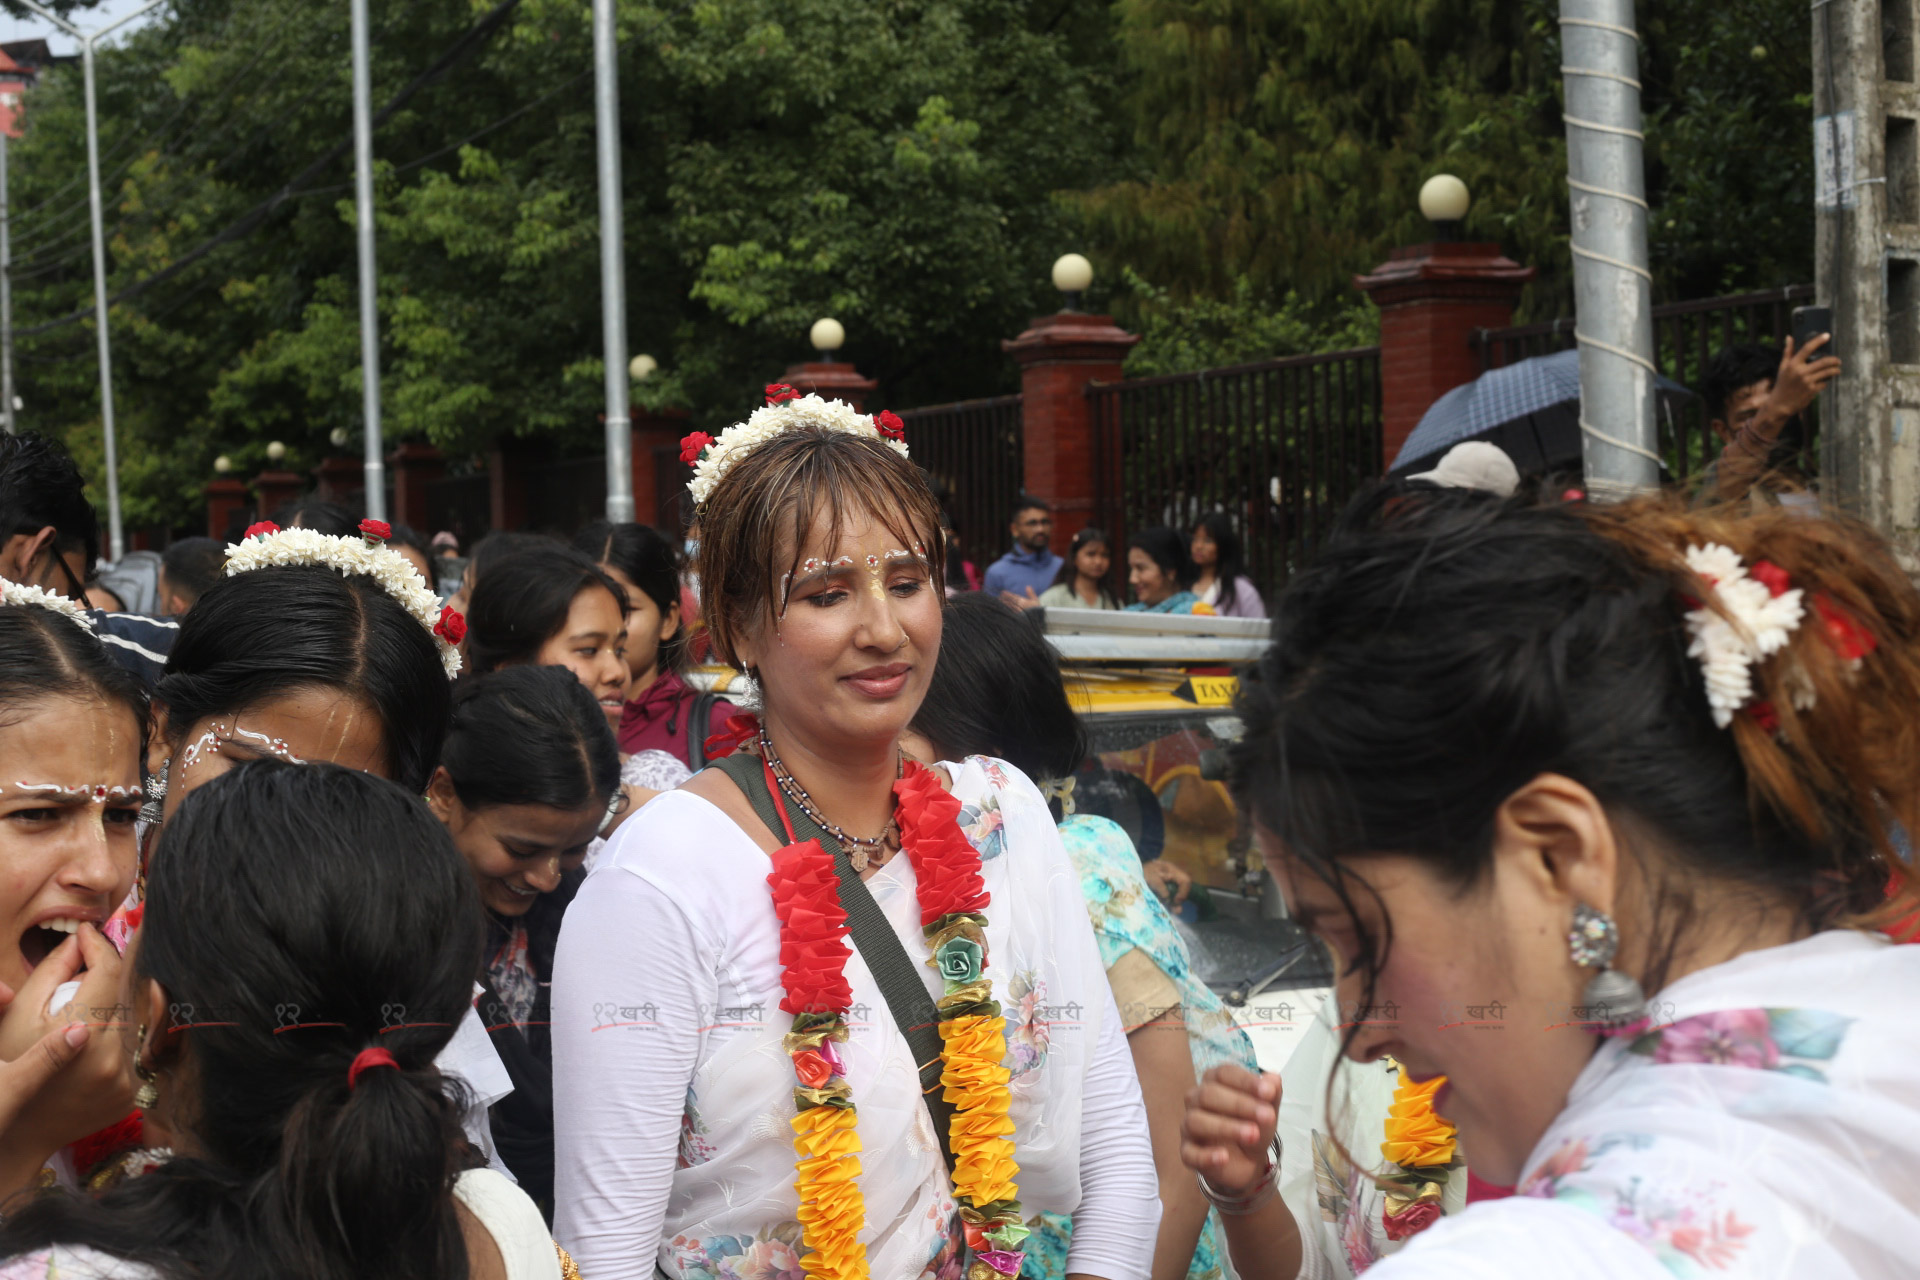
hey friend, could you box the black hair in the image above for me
[1192,512,1250,602]
[465,546,628,675]
[467,531,556,586]
[1010,494,1051,522]
[1231,487,1920,1015]
[387,523,432,564]
[160,537,226,609]
[1702,343,1780,422]
[1128,526,1193,592]
[442,666,620,813]
[0,605,145,737]
[0,759,483,1280]
[573,520,683,671]
[1049,526,1121,607]
[157,565,451,793]
[912,593,1086,786]
[270,499,359,538]
[0,432,99,567]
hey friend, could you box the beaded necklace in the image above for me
[758,728,901,872]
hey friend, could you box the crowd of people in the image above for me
[0,374,1912,1280]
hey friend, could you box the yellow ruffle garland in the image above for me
[1380,1069,1457,1168]
[791,1103,866,1280]
[938,1014,1020,1206]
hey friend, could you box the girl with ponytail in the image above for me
[1184,490,1920,1279]
[0,760,565,1279]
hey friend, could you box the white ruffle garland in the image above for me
[688,393,910,508]
[1681,542,1805,728]
[225,527,462,677]
[0,577,95,632]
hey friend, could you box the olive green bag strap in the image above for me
[710,752,958,1175]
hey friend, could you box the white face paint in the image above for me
[176,721,307,780]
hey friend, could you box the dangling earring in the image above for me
[140,760,169,827]
[1568,902,1647,1033]
[132,1024,160,1110]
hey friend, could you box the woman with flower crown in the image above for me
[551,390,1160,1280]
[1184,488,1920,1279]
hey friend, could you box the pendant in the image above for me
[849,845,871,874]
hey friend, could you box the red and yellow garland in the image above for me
[767,760,1028,1280]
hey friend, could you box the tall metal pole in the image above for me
[1560,0,1659,501]
[2,128,15,436]
[21,0,166,561]
[350,0,385,520]
[592,0,634,523]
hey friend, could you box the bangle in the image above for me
[1197,1135,1283,1216]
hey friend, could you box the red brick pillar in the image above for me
[631,407,691,528]
[782,361,878,413]
[204,477,249,541]
[488,441,538,532]
[251,470,304,521]
[311,456,361,505]
[1002,312,1139,544]
[1353,243,1533,469]
[388,442,445,531]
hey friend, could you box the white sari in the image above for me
[551,757,1154,1280]
[1371,930,1920,1279]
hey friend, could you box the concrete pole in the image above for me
[2,129,15,436]
[1559,0,1660,501]
[350,0,385,520]
[20,0,166,561]
[592,0,634,523]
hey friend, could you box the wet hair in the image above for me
[441,666,620,813]
[160,537,226,609]
[573,520,683,671]
[912,593,1085,785]
[696,424,946,672]
[0,432,99,567]
[1049,526,1121,607]
[464,545,628,675]
[0,759,483,1280]
[1702,343,1780,422]
[1192,512,1250,602]
[270,499,358,538]
[156,566,452,793]
[0,606,145,738]
[1232,487,1920,1009]
[1128,526,1193,592]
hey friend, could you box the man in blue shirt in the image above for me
[982,495,1063,606]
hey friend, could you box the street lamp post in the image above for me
[593,0,634,523]
[19,0,168,562]
[2,127,15,436]
[350,0,385,520]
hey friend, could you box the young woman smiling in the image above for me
[1125,528,1205,615]
[1188,491,1920,1280]
[429,666,620,1221]
[551,399,1159,1280]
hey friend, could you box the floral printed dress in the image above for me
[1017,813,1258,1280]
[1360,930,1920,1279]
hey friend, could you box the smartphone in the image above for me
[1791,305,1834,354]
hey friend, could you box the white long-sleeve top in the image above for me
[552,756,1160,1280]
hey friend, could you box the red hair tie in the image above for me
[347,1047,399,1090]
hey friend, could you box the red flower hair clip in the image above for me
[764,383,800,405]
[242,521,281,540]
[680,431,716,466]
[433,605,467,646]
[874,410,905,442]
[359,518,391,543]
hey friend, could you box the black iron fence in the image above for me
[900,394,1025,576]
[1475,284,1816,484]
[1087,348,1383,600]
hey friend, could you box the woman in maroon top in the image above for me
[574,521,737,769]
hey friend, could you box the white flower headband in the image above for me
[226,519,465,678]
[0,577,95,632]
[1680,542,1877,731]
[680,384,908,510]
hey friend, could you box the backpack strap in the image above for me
[686,690,723,771]
[709,752,958,1175]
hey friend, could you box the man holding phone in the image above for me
[1697,324,1841,512]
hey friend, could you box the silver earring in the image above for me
[140,760,169,826]
[1569,903,1647,1032]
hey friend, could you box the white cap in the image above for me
[1407,441,1520,497]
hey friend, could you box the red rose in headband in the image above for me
[358,518,391,542]
[764,383,800,405]
[874,410,905,442]
[680,432,715,466]
[434,606,467,646]
[242,521,280,540]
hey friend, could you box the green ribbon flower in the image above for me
[935,936,984,986]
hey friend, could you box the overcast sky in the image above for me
[0,0,161,56]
